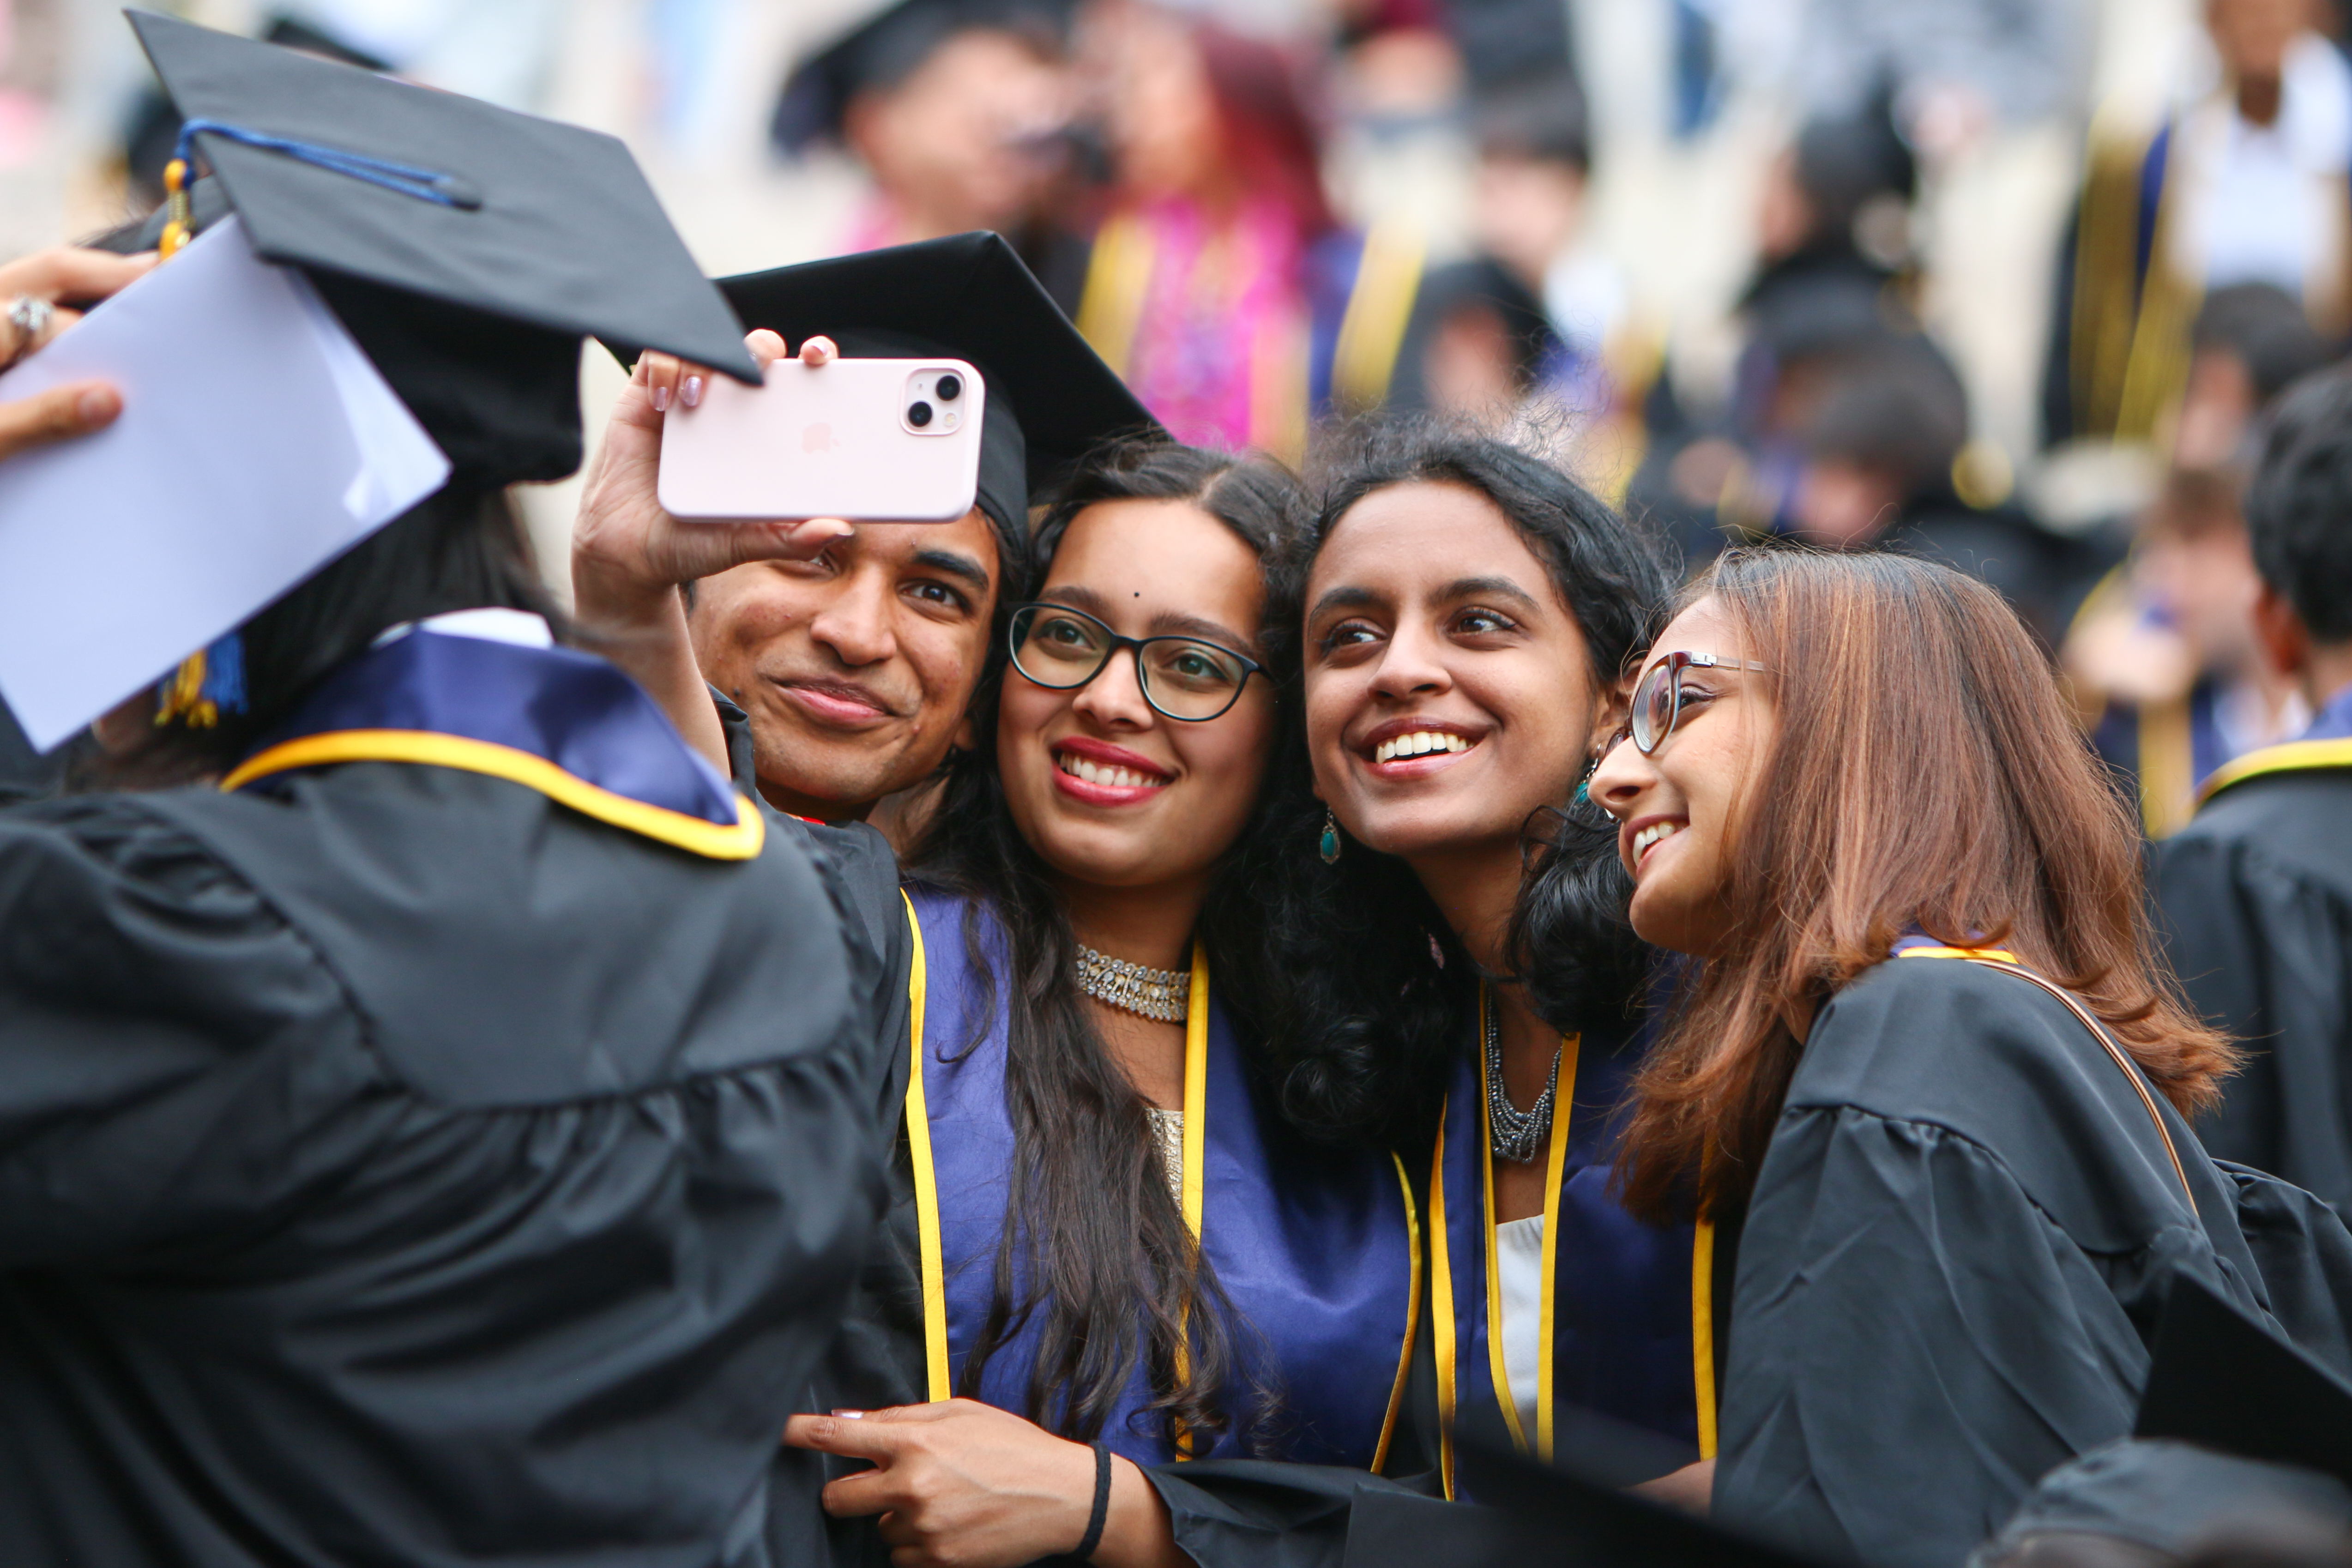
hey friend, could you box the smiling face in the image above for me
[1589,596,1777,958]
[1303,481,1605,869]
[689,508,1000,821]
[996,497,1278,891]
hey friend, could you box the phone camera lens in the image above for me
[935,374,962,402]
[909,400,934,428]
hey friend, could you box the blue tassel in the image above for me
[154,632,247,729]
[199,632,246,716]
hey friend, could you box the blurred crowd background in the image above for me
[6,0,2349,836]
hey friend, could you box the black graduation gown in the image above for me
[0,693,883,1565]
[709,694,925,1568]
[1713,952,2316,1568]
[2150,758,2352,1211]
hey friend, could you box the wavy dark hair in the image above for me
[68,486,549,792]
[901,434,1307,1453]
[1250,421,1677,1151]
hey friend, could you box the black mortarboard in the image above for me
[771,0,1074,155]
[716,231,1159,549]
[2136,1276,2352,1489]
[113,9,755,485]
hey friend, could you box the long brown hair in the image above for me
[1617,547,2235,1223]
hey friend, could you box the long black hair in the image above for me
[70,485,549,790]
[901,435,1305,1453]
[1250,420,1676,1152]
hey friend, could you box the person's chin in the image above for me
[1339,797,1501,861]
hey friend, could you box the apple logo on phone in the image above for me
[802,422,838,454]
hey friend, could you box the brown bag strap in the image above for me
[1958,958,2197,1207]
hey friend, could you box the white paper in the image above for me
[0,218,451,751]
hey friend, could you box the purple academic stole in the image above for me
[904,886,1418,1468]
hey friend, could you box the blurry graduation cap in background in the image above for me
[771,0,1077,155]
[716,231,1158,555]
[101,7,756,486]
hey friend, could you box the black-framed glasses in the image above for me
[1628,651,1769,754]
[1007,602,1265,723]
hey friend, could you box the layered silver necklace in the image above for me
[1075,944,1191,1024]
[1484,992,1560,1163]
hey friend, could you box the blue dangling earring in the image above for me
[1319,808,1342,865]
[1570,752,1605,824]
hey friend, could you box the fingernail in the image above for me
[76,387,116,423]
[652,386,670,413]
[832,1409,866,1419]
[681,375,704,409]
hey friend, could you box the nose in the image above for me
[1366,622,1452,702]
[1589,731,1655,820]
[806,563,896,668]
[1069,646,1155,731]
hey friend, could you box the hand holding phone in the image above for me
[656,349,986,524]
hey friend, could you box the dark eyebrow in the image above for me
[1307,584,1384,622]
[1039,586,1259,658]
[1150,610,1259,657]
[910,548,992,594]
[1436,575,1544,613]
[1040,583,1110,615]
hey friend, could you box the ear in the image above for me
[1586,669,1635,756]
[951,710,978,755]
[2253,581,2311,683]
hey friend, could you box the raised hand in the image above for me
[572,330,851,621]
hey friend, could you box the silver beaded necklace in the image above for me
[1074,944,1192,1024]
[1484,988,1560,1164]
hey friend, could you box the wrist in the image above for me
[570,549,688,632]
[1086,1455,1181,1568]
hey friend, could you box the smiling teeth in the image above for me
[1059,755,1165,790]
[1633,822,1681,857]
[1375,731,1471,764]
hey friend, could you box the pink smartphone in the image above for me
[656,356,986,522]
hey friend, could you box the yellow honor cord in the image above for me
[1474,985,1576,1461]
[1369,1149,1423,1476]
[1692,1218,1718,1460]
[1168,941,1212,1459]
[1427,1114,1458,1500]
[901,896,952,1403]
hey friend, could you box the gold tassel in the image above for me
[159,157,193,260]
[154,649,218,729]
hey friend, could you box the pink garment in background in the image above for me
[1115,197,1304,452]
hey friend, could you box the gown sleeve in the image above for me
[2150,829,2352,1209]
[1713,1104,2155,1568]
[0,800,363,1266]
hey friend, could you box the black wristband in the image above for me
[1073,1440,1113,1562]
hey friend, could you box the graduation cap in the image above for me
[716,231,1159,548]
[113,8,755,486]
[2135,1276,2352,1489]
[772,0,1074,155]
